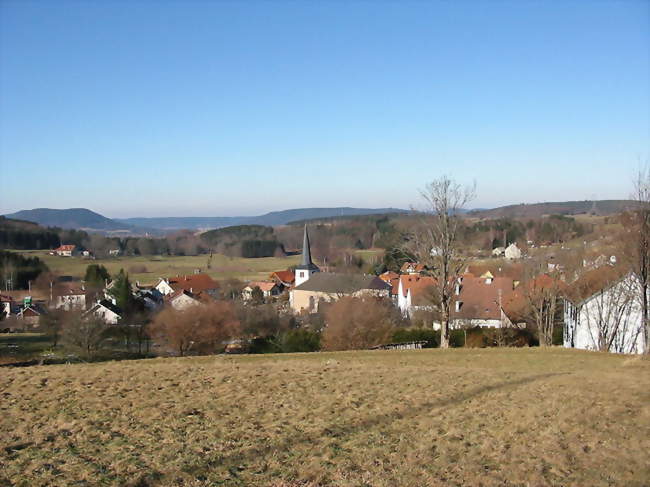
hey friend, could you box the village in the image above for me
[1,222,644,356]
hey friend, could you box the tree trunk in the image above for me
[440,309,450,348]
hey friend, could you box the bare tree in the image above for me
[322,296,400,351]
[148,302,240,356]
[62,312,109,359]
[520,273,564,346]
[405,176,475,348]
[632,167,650,354]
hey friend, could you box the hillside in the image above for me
[3,208,156,235]
[118,207,408,230]
[0,348,647,486]
[467,200,635,219]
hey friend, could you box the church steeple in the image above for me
[295,225,319,286]
[300,225,313,267]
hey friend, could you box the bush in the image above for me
[392,328,439,348]
[276,329,321,353]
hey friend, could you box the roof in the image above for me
[270,270,295,284]
[292,273,390,294]
[451,275,515,321]
[296,225,319,271]
[54,245,76,251]
[165,289,214,305]
[378,271,399,282]
[58,282,86,296]
[465,263,524,281]
[501,274,567,322]
[246,281,278,292]
[399,274,437,301]
[564,266,630,305]
[400,262,425,274]
[95,299,122,316]
[164,274,219,293]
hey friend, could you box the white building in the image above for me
[85,300,122,325]
[564,271,646,354]
[504,243,522,260]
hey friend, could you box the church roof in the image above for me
[293,273,389,294]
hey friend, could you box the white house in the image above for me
[504,243,522,260]
[396,274,436,316]
[492,247,505,257]
[564,271,646,354]
[242,281,282,300]
[55,283,86,310]
[52,245,76,257]
[85,300,122,325]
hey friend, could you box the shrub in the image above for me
[392,328,440,348]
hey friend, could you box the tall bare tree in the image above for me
[405,176,475,348]
[632,168,650,354]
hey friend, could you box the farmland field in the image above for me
[17,251,301,284]
[1,348,648,486]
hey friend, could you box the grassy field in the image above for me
[0,348,648,486]
[19,251,301,284]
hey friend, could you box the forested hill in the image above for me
[5,208,133,232]
[466,200,636,219]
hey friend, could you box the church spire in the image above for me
[301,225,313,267]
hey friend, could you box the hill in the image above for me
[200,224,284,258]
[118,207,408,230]
[3,208,154,235]
[0,348,647,486]
[467,200,636,219]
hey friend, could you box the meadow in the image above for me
[1,348,648,486]
[20,251,302,284]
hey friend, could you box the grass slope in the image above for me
[1,348,648,486]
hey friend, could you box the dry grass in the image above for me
[1,348,648,486]
[19,251,300,284]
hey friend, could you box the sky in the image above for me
[0,0,648,218]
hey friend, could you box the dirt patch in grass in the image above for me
[0,348,648,486]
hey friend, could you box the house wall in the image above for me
[55,294,86,310]
[93,306,120,324]
[291,288,389,313]
[170,294,199,311]
[564,276,646,354]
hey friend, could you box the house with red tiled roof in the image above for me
[165,289,215,311]
[52,245,77,257]
[269,270,295,288]
[400,262,425,275]
[154,273,219,297]
[378,271,400,297]
[243,281,283,300]
[449,274,516,328]
[396,274,437,316]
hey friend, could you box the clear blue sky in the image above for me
[0,0,648,217]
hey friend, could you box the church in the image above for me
[289,226,390,313]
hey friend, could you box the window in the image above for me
[300,272,305,278]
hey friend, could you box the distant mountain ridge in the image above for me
[3,208,147,234]
[118,207,408,230]
[466,200,636,219]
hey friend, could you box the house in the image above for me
[500,273,566,327]
[242,281,282,300]
[563,269,645,354]
[85,300,122,324]
[166,289,214,311]
[400,262,425,275]
[290,273,391,313]
[492,247,505,257]
[504,243,522,260]
[154,273,220,297]
[135,287,164,311]
[52,244,77,257]
[269,270,295,288]
[108,249,121,256]
[0,294,14,318]
[294,225,320,287]
[396,274,437,316]
[55,282,87,310]
[450,273,516,328]
[17,304,45,328]
[378,271,400,298]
